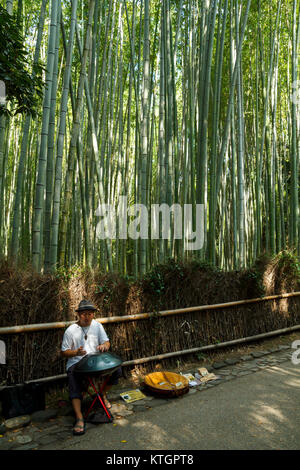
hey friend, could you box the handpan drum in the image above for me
[74,352,123,377]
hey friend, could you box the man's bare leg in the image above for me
[98,381,112,408]
[72,398,85,433]
[72,398,83,419]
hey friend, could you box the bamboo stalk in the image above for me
[32,0,59,271]
[10,0,48,260]
[49,0,79,272]
[20,322,300,387]
[1,291,300,335]
[59,0,96,266]
[123,324,300,365]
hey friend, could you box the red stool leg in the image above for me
[85,376,113,421]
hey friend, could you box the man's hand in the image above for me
[76,346,87,356]
[61,346,87,358]
[97,341,110,353]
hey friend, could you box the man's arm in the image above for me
[61,346,86,358]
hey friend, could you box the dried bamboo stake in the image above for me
[0,291,300,335]
[22,322,300,386]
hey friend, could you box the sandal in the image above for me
[73,418,86,436]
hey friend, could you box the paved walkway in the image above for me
[1,343,299,450]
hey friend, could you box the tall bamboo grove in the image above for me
[0,0,299,276]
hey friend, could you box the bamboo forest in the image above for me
[0,0,299,278]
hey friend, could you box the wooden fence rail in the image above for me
[1,291,300,335]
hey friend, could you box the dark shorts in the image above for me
[67,363,122,401]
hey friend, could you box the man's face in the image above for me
[78,310,94,327]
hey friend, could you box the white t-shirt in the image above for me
[61,319,109,370]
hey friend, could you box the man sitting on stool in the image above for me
[61,299,122,436]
